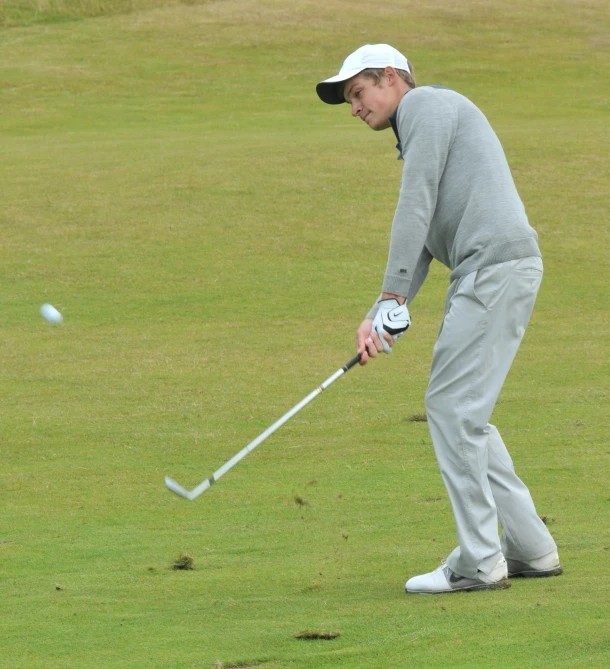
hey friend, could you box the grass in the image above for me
[1,0,609,667]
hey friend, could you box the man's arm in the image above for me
[405,246,433,304]
[382,89,457,298]
[367,246,434,318]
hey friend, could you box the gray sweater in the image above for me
[368,86,540,317]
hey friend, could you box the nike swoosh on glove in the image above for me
[371,298,411,354]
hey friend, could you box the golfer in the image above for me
[316,44,562,593]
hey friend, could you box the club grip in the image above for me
[343,354,362,372]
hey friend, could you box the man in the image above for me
[316,44,562,594]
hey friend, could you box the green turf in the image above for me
[1,1,609,667]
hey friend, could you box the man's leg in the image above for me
[423,257,548,579]
[487,424,557,563]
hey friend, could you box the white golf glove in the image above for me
[370,298,411,354]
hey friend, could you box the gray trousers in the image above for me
[425,256,557,578]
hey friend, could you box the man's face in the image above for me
[343,72,397,131]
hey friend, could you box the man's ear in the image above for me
[384,66,398,86]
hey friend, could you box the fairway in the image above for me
[1,1,608,667]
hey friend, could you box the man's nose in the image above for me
[351,99,362,117]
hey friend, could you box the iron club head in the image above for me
[165,477,194,500]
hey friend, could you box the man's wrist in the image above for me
[381,292,406,305]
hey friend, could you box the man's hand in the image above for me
[357,318,379,365]
[357,299,411,364]
[371,298,411,353]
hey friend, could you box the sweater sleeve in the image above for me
[406,245,433,305]
[382,90,457,296]
[365,245,433,320]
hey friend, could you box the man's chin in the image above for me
[369,119,391,131]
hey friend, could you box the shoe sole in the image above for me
[508,566,563,578]
[406,578,512,594]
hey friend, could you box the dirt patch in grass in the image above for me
[407,413,428,422]
[171,553,194,570]
[294,630,340,640]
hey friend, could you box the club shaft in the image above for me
[168,354,361,499]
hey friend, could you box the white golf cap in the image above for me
[316,44,410,105]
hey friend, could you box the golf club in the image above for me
[165,353,361,500]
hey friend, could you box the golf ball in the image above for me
[40,303,63,324]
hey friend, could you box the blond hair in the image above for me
[359,64,416,89]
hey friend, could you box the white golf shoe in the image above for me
[507,550,563,578]
[405,557,511,594]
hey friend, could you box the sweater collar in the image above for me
[388,91,411,159]
[389,109,401,158]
